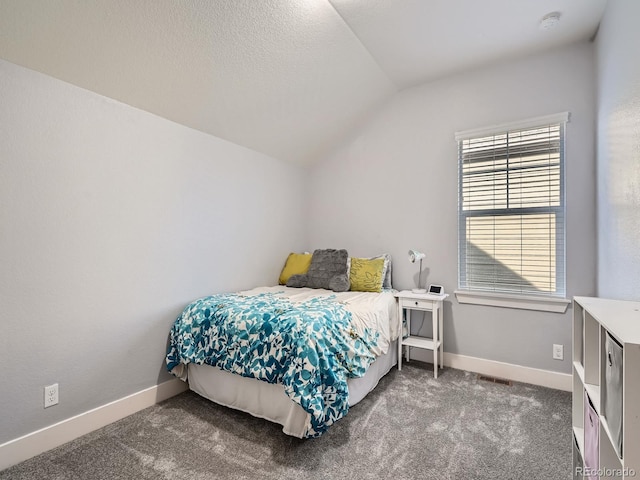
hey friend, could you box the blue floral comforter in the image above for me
[166,291,380,437]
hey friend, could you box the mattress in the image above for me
[188,339,397,437]
[170,286,399,437]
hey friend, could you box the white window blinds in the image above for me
[456,113,568,297]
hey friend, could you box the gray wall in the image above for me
[0,59,306,444]
[595,0,640,301]
[307,42,597,374]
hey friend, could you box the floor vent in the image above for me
[477,374,513,386]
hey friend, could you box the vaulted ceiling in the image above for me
[0,0,607,164]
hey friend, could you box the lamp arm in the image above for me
[419,258,423,289]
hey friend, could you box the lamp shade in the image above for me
[408,250,425,263]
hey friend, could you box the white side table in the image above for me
[395,290,448,378]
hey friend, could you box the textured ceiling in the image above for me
[330,0,608,88]
[0,0,607,164]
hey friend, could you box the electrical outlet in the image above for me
[553,344,564,360]
[44,383,58,408]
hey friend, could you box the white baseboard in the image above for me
[409,350,572,391]
[444,352,572,391]
[0,378,188,472]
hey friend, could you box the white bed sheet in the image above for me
[185,286,399,437]
[238,286,399,354]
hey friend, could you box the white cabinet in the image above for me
[572,296,640,479]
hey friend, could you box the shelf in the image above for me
[584,382,601,414]
[600,424,624,475]
[573,373,585,430]
[572,296,640,479]
[583,310,600,386]
[574,296,640,345]
[402,336,440,350]
[600,415,623,462]
[573,361,585,384]
[573,426,584,461]
[574,302,584,365]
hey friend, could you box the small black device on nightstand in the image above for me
[428,284,444,295]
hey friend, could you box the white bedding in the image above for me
[239,286,399,351]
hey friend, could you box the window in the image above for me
[456,113,568,300]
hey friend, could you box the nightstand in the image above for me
[395,290,448,378]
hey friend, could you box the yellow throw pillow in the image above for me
[349,257,385,292]
[279,253,312,285]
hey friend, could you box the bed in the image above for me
[166,284,399,438]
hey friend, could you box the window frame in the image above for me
[454,113,570,313]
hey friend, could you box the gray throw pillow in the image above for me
[329,273,350,292]
[286,273,308,288]
[286,249,350,292]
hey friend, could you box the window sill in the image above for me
[454,290,570,313]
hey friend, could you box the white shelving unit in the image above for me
[573,296,640,479]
